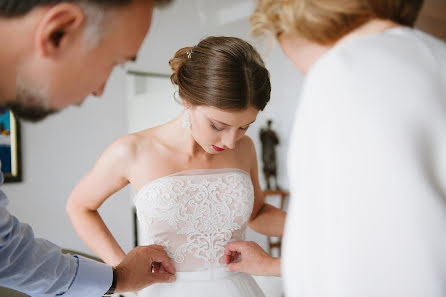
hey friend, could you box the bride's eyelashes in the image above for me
[211,122,224,131]
[211,122,251,132]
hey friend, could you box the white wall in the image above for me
[1,0,303,258]
[126,73,181,134]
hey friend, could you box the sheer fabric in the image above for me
[134,168,265,297]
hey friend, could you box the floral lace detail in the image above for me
[135,170,254,271]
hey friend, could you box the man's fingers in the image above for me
[151,272,176,284]
[152,262,161,273]
[149,244,165,251]
[159,262,175,275]
[149,249,175,275]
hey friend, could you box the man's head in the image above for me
[0,0,170,122]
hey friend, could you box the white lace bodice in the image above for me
[134,168,254,272]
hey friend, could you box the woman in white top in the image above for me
[66,36,286,297]
[225,0,446,296]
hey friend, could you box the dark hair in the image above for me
[169,36,271,111]
[0,0,171,17]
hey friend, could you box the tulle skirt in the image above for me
[138,268,265,297]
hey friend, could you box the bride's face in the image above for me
[188,105,259,154]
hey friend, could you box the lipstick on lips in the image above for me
[212,145,225,152]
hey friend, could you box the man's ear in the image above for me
[34,3,85,58]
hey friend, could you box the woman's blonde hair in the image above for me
[250,0,424,45]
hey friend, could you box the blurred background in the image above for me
[1,0,444,296]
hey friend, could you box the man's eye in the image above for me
[240,126,250,131]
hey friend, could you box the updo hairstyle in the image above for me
[169,36,271,111]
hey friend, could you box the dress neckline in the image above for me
[134,168,250,199]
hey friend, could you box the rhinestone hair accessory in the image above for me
[187,49,193,59]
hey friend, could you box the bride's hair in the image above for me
[169,36,271,111]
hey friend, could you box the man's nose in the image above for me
[92,82,106,97]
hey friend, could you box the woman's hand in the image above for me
[224,241,281,276]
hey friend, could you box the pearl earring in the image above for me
[182,110,191,130]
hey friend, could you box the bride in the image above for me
[66,36,285,297]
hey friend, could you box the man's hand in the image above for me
[114,244,176,293]
[224,241,281,276]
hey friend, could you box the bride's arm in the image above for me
[66,135,137,267]
[245,138,286,237]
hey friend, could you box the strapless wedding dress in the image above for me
[134,168,265,297]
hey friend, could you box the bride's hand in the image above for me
[224,241,281,276]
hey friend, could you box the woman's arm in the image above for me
[66,135,137,266]
[246,138,286,237]
[225,241,281,276]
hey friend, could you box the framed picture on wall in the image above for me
[0,109,22,183]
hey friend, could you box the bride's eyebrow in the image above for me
[213,119,230,126]
[242,122,254,127]
[213,119,255,127]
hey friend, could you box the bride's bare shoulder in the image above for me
[103,127,164,162]
[237,135,256,154]
[231,135,257,169]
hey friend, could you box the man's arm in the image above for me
[0,188,176,296]
[0,189,112,297]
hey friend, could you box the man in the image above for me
[0,1,176,296]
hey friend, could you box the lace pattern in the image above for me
[134,169,254,271]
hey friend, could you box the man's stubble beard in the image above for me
[3,8,107,122]
[4,76,58,122]
[5,101,58,122]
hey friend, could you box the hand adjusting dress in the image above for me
[134,168,265,297]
